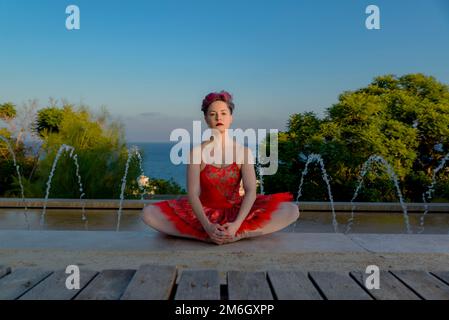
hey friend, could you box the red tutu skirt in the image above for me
[152,192,293,240]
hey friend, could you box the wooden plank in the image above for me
[0,268,52,300]
[175,270,220,300]
[227,271,273,300]
[75,269,135,300]
[431,271,449,286]
[19,269,98,300]
[121,264,177,300]
[350,271,420,300]
[0,266,11,279]
[391,270,449,300]
[309,271,372,300]
[268,270,322,300]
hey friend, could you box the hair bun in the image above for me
[201,90,234,114]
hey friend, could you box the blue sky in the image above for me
[1,0,448,141]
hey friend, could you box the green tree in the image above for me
[264,73,449,202]
[28,105,135,198]
[0,102,17,121]
[0,100,184,198]
[0,126,34,197]
[27,104,184,199]
[34,106,64,136]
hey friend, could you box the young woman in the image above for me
[142,91,299,244]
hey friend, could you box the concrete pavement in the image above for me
[1,231,449,281]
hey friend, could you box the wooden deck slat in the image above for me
[350,271,420,300]
[121,264,177,300]
[309,271,372,300]
[268,270,322,300]
[74,269,135,300]
[175,270,220,300]
[0,269,52,300]
[391,270,449,300]
[0,266,11,279]
[3,265,448,300]
[19,269,98,300]
[431,271,449,286]
[227,271,273,300]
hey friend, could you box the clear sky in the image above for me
[1,0,448,142]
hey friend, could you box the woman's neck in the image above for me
[207,130,234,164]
[210,130,233,148]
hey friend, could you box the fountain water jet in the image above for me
[256,158,265,195]
[0,135,29,229]
[344,155,411,234]
[134,148,146,200]
[418,151,449,233]
[41,144,87,228]
[294,154,338,233]
[117,146,146,231]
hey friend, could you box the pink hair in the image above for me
[201,90,235,115]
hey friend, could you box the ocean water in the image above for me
[130,142,188,190]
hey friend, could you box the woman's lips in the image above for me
[216,123,223,126]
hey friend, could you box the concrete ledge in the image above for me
[1,231,449,275]
[1,198,449,212]
[298,202,449,213]
[348,234,449,253]
[0,230,364,253]
[0,197,177,209]
[0,230,448,254]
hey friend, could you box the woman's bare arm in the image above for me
[186,150,210,228]
[233,147,257,225]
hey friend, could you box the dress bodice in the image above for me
[199,162,242,208]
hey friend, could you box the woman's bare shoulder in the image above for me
[189,140,214,168]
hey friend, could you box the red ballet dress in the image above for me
[152,162,293,240]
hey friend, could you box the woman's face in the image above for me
[204,101,233,133]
